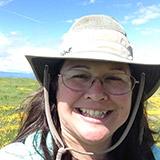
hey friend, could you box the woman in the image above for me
[0,15,160,160]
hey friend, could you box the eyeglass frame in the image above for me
[58,71,139,95]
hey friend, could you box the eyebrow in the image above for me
[110,66,129,73]
[68,65,90,70]
[64,64,129,73]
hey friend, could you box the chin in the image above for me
[79,127,111,144]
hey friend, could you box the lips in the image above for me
[75,108,113,119]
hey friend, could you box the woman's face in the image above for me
[56,60,132,147]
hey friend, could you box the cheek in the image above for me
[112,93,132,119]
[119,94,132,108]
[56,83,83,131]
[56,81,82,109]
[120,94,132,118]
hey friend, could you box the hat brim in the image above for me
[26,54,160,100]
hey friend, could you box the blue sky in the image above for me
[0,0,160,72]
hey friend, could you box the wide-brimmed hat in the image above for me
[26,15,160,100]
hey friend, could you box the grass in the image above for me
[0,78,39,106]
[146,91,160,146]
[0,78,39,147]
[0,77,160,148]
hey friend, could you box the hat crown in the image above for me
[60,15,133,61]
[70,15,126,36]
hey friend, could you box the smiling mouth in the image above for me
[75,108,113,119]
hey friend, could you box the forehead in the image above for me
[61,59,130,72]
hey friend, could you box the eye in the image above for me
[64,69,91,81]
[104,75,123,81]
[71,73,90,80]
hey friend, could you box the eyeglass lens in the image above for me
[60,69,135,95]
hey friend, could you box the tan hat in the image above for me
[26,15,160,99]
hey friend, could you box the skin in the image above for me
[56,60,132,160]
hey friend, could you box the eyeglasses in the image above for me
[58,69,139,95]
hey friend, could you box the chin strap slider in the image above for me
[56,147,68,160]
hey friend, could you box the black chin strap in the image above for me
[43,65,145,160]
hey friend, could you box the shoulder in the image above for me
[0,131,49,160]
[152,145,160,160]
[0,142,38,160]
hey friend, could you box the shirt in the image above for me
[0,131,160,160]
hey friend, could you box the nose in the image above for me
[84,79,109,101]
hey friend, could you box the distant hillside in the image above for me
[0,71,35,79]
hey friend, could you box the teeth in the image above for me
[79,108,108,119]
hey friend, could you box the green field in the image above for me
[0,77,160,148]
[0,78,39,148]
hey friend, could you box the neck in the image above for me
[62,131,112,160]
[71,153,113,160]
[71,154,109,160]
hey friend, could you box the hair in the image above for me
[15,61,157,160]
